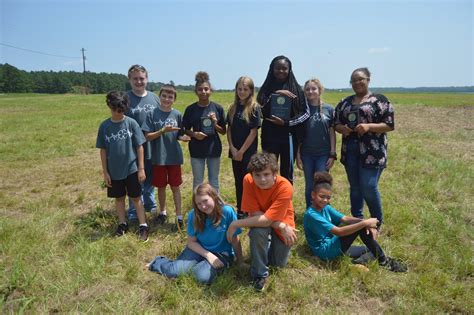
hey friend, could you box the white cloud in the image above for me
[368,47,391,54]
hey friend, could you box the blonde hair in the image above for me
[228,76,258,124]
[304,78,325,114]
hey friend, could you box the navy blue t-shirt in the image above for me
[182,102,226,158]
[226,103,261,160]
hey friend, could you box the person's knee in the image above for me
[249,227,271,240]
[192,263,214,284]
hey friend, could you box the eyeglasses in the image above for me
[350,77,369,84]
[128,64,147,73]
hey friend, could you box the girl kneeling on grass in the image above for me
[303,172,407,272]
[148,183,243,284]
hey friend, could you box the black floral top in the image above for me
[334,93,394,168]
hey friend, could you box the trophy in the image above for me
[270,94,290,120]
[200,116,215,135]
[347,109,359,129]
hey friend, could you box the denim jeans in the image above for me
[128,158,156,218]
[344,139,384,224]
[249,227,291,279]
[301,153,330,208]
[148,246,232,284]
[190,157,220,191]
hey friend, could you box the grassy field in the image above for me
[1,91,473,313]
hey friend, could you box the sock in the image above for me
[177,215,183,221]
[119,222,128,226]
[160,211,167,216]
[139,223,148,227]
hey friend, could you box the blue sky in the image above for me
[1,0,473,89]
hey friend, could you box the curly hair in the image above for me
[312,171,333,192]
[247,152,278,174]
[106,91,129,113]
[194,71,212,92]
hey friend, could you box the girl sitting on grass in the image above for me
[227,76,261,219]
[303,172,407,272]
[148,183,243,284]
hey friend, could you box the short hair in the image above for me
[159,84,177,99]
[106,91,129,113]
[312,172,333,192]
[194,71,212,92]
[128,64,148,78]
[247,152,278,173]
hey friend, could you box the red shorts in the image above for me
[152,165,182,188]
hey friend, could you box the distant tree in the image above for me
[0,63,32,93]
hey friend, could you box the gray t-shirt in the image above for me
[301,103,334,156]
[125,90,160,160]
[142,107,184,166]
[96,116,146,180]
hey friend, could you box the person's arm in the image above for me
[100,149,111,187]
[231,235,243,265]
[209,112,226,135]
[335,123,353,137]
[186,236,225,269]
[145,126,180,141]
[330,217,378,237]
[136,145,145,183]
[227,124,238,159]
[354,122,393,136]
[340,215,363,225]
[234,128,257,162]
[326,126,337,169]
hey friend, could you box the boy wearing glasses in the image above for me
[96,91,149,241]
[126,65,159,220]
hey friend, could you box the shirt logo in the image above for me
[105,128,133,143]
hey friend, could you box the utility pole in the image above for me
[81,48,88,94]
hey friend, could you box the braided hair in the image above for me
[257,55,305,115]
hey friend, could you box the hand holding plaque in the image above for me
[270,93,291,120]
[201,116,215,135]
[347,109,359,130]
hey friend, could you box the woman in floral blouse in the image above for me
[334,67,394,239]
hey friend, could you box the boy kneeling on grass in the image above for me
[226,152,297,292]
[96,91,149,242]
[303,172,407,272]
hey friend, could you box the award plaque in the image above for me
[200,116,215,135]
[347,109,359,129]
[270,94,291,120]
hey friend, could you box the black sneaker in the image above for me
[138,225,149,242]
[116,223,128,236]
[253,277,266,292]
[380,257,407,273]
[155,213,167,225]
[352,251,375,265]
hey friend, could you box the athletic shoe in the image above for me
[116,223,128,236]
[380,257,407,273]
[155,214,167,225]
[147,207,157,213]
[352,251,375,265]
[253,277,266,292]
[138,225,149,242]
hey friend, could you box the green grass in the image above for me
[1,92,473,313]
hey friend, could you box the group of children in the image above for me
[96,57,406,292]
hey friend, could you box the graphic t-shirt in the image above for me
[125,90,160,160]
[142,107,184,165]
[96,116,146,180]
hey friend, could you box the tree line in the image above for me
[0,64,198,94]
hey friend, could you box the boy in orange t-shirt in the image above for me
[226,152,296,291]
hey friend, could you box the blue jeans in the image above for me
[190,157,220,191]
[344,139,384,225]
[249,227,291,279]
[301,153,330,208]
[148,247,232,284]
[128,159,156,218]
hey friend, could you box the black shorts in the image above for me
[107,172,142,198]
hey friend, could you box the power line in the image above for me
[0,42,81,59]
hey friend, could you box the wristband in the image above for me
[329,152,337,159]
[160,127,166,134]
